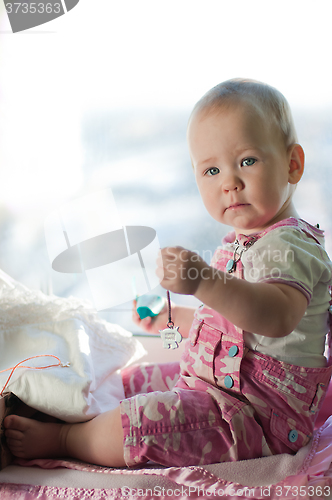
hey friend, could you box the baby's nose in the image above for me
[222,173,243,192]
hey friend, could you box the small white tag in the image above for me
[159,326,182,350]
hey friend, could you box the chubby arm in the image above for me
[195,268,307,337]
[158,247,307,338]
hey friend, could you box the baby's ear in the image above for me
[288,144,305,185]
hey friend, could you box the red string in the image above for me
[0,355,63,397]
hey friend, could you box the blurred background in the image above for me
[0,0,331,334]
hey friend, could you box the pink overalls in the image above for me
[120,220,332,467]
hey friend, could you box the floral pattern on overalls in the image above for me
[120,219,332,467]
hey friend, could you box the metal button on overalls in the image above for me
[224,375,234,388]
[228,345,239,357]
[288,430,298,443]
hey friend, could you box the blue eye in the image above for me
[206,167,220,176]
[242,158,256,167]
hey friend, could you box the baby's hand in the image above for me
[157,246,209,296]
[132,299,168,334]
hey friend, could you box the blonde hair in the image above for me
[190,78,298,148]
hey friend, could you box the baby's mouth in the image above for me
[225,203,250,212]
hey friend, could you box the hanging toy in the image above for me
[159,291,182,349]
[136,294,165,320]
[133,276,165,320]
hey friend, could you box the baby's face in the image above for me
[187,103,295,235]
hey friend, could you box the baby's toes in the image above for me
[4,428,23,441]
[4,414,31,432]
[4,432,23,455]
[6,439,25,457]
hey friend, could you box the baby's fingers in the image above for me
[132,300,154,332]
[132,300,141,324]
[140,316,152,330]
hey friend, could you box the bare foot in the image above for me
[4,415,69,459]
[4,407,125,467]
